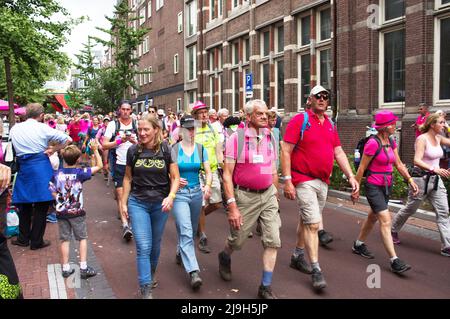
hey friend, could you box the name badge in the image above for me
[253,154,264,163]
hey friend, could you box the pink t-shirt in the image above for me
[364,137,397,186]
[225,127,275,190]
[415,113,429,138]
[79,119,91,134]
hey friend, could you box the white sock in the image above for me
[355,240,364,247]
[80,261,87,270]
[63,263,71,272]
[122,222,129,228]
[390,256,398,263]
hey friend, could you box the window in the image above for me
[143,36,149,54]
[139,7,146,25]
[177,12,183,33]
[209,74,222,109]
[383,0,405,22]
[243,38,250,63]
[437,0,450,9]
[382,29,405,103]
[299,54,311,109]
[143,68,148,84]
[261,63,270,105]
[138,43,142,57]
[439,17,450,100]
[156,0,164,11]
[276,26,284,53]
[261,31,270,57]
[319,8,331,41]
[187,46,196,81]
[176,98,182,113]
[174,54,179,74]
[276,60,284,108]
[232,42,239,65]
[232,0,239,9]
[187,1,197,37]
[147,1,152,19]
[319,49,331,90]
[299,16,310,46]
[149,66,153,83]
[232,70,241,113]
[210,0,222,20]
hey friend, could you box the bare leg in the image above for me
[378,210,396,258]
[356,210,378,242]
[79,239,88,263]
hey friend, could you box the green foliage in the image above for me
[91,0,150,99]
[85,68,123,114]
[330,154,409,200]
[0,0,80,109]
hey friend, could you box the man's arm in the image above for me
[281,142,296,200]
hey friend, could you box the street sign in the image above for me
[245,73,253,99]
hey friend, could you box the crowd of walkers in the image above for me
[0,86,449,299]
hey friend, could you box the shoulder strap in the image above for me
[300,112,310,141]
[113,119,120,139]
[132,119,137,132]
[236,128,246,161]
[131,145,143,175]
[196,143,205,163]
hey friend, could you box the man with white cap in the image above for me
[191,101,223,253]
[281,85,359,290]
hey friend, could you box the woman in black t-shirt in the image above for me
[122,115,180,299]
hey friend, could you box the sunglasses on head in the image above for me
[313,93,329,101]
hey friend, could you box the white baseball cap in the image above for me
[310,85,329,96]
[157,109,165,116]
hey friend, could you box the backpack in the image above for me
[299,111,335,141]
[4,205,19,238]
[354,135,395,175]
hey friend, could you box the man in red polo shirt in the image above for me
[281,85,358,291]
[411,103,430,138]
[219,99,280,299]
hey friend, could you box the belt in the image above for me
[235,185,270,194]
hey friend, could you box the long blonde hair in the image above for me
[139,114,163,152]
[419,113,442,134]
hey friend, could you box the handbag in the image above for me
[3,141,18,174]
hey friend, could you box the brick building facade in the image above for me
[125,0,450,162]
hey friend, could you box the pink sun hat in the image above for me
[191,100,208,114]
[372,110,398,130]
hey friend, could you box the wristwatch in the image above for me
[226,197,236,205]
[282,175,292,181]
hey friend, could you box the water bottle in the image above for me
[354,149,361,165]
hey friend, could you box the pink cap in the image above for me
[192,100,208,113]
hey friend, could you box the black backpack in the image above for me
[354,135,395,174]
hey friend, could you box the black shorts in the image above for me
[113,164,126,188]
[365,182,392,214]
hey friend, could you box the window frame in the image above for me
[147,1,152,19]
[177,12,183,33]
[297,53,311,111]
[187,45,197,81]
[275,59,285,110]
[275,24,284,54]
[260,29,270,58]
[380,0,406,25]
[297,14,311,48]
[436,0,450,9]
[186,1,197,37]
[317,48,332,91]
[139,6,146,25]
[149,66,153,83]
[174,53,179,74]
[156,0,164,11]
[433,14,450,106]
[379,26,406,108]
[317,6,332,43]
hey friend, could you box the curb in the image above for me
[327,189,437,222]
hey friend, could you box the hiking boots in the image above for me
[218,251,232,281]
[290,254,313,274]
[311,269,327,290]
[390,258,411,274]
[140,284,153,299]
[80,265,97,279]
[198,237,211,254]
[122,225,133,242]
[257,285,277,299]
[352,241,375,259]
[318,230,333,246]
[190,271,203,290]
[391,231,401,245]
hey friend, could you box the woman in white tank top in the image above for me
[392,113,450,257]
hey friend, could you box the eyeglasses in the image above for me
[314,93,329,101]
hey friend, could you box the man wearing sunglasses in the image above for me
[281,85,359,291]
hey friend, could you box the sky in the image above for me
[57,0,116,64]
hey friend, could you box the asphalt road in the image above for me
[83,174,450,299]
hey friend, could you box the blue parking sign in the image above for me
[245,73,253,98]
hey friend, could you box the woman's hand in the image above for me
[351,190,360,204]
[409,180,419,196]
[121,203,129,219]
[179,178,188,188]
[436,168,450,179]
[162,196,174,212]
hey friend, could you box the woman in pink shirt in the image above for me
[392,113,450,257]
[351,110,418,274]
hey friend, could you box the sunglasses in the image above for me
[314,93,329,101]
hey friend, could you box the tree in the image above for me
[86,68,123,114]
[0,0,78,126]
[73,37,97,100]
[92,0,150,100]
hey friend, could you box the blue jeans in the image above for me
[171,186,203,273]
[128,196,169,287]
